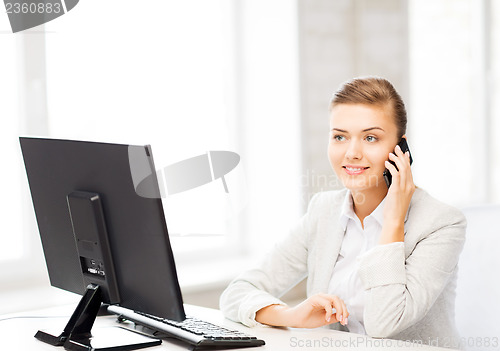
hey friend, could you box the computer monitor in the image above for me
[20,137,186,350]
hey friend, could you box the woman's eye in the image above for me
[365,135,378,142]
[332,135,345,142]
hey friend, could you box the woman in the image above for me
[220,77,466,349]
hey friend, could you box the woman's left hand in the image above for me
[381,143,416,243]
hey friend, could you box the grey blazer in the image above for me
[220,187,467,349]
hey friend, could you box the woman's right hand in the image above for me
[255,293,349,328]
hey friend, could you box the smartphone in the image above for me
[383,138,413,188]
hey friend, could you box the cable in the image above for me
[0,315,69,323]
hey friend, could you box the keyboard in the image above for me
[107,305,265,348]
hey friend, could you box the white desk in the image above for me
[0,304,454,350]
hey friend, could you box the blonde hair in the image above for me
[330,77,407,139]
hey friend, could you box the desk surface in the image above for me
[0,304,453,351]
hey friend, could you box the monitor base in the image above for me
[63,326,162,351]
[35,285,161,350]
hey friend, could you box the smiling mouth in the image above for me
[343,166,369,171]
[343,166,369,175]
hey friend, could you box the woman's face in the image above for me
[328,103,400,192]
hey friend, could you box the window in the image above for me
[43,0,240,259]
[0,23,23,261]
[0,0,301,302]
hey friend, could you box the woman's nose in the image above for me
[345,141,362,160]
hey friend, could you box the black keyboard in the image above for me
[107,305,265,349]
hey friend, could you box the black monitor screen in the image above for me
[20,137,185,321]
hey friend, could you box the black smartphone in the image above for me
[383,138,413,188]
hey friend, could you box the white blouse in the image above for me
[327,190,404,334]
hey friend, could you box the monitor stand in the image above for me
[35,284,161,351]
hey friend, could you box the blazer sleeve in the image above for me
[219,194,319,327]
[356,208,466,338]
